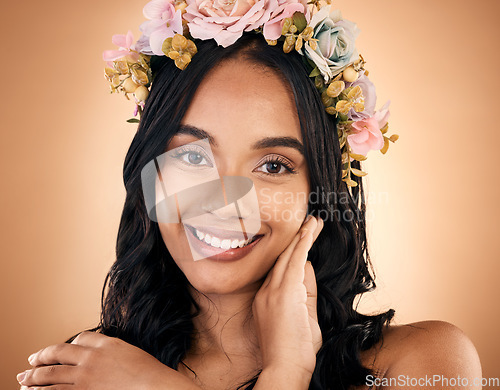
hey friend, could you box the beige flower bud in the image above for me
[342,66,359,83]
[134,86,149,102]
[122,78,140,93]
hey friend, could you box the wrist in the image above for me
[256,364,313,390]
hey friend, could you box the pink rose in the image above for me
[347,102,390,156]
[140,0,184,55]
[183,0,277,47]
[262,0,310,41]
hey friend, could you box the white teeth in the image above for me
[220,239,231,250]
[210,236,221,248]
[194,227,258,249]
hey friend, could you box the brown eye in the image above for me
[255,156,296,176]
[265,162,282,174]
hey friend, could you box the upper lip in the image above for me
[186,224,263,241]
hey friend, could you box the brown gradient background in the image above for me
[1,0,499,387]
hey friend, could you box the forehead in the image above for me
[180,59,302,143]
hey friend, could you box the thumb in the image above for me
[303,260,318,322]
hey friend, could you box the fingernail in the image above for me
[28,353,36,365]
[304,215,312,223]
[300,229,308,239]
[16,371,26,383]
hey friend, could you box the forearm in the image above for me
[254,366,312,390]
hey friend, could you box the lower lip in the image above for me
[184,225,263,262]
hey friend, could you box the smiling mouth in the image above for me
[185,225,262,249]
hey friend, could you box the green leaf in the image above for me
[127,118,140,123]
[338,113,349,122]
[309,67,321,77]
[292,12,307,32]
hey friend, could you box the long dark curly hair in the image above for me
[68,32,394,389]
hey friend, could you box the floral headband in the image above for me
[103,0,398,187]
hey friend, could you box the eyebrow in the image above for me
[177,124,304,155]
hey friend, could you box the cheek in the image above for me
[257,183,310,234]
[158,222,190,262]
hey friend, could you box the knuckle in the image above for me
[53,343,64,353]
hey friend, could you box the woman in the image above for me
[17,5,481,390]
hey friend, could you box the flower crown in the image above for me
[103,0,398,187]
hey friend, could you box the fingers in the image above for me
[20,386,73,390]
[272,215,324,289]
[71,330,110,347]
[266,215,318,288]
[310,216,324,243]
[304,260,318,322]
[29,343,88,367]
[18,365,76,387]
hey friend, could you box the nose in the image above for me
[201,176,255,220]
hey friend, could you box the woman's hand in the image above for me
[17,331,202,390]
[252,215,324,381]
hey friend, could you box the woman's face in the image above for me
[157,59,310,295]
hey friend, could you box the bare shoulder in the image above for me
[359,320,482,389]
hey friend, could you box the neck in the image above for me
[187,283,262,360]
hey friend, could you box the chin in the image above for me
[184,263,267,296]
[188,278,259,296]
